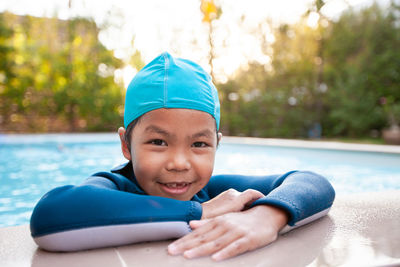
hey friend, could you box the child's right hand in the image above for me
[201,189,264,219]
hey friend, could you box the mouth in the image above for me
[157,182,192,195]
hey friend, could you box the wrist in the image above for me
[246,205,289,231]
[200,202,211,220]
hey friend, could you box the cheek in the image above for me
[131,150,163,183]
[194,153,215,184]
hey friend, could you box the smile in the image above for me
[157,182,192,195]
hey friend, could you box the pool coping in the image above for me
[222,136,400,154]
[1,191,399,267]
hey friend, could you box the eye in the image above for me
[150,139,167,146]
[192,142,208,148]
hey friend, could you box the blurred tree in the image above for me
[304,0,328,137]
[323,3,400,136]
[0,12,124,132]
[200,0,222,83]
[0,13,15,130]
[1,2,398,139]
[219,2,399,139]
[129,49,145,71]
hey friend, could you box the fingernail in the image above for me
[167,244,179,255]
[183,250,195,259]
[189,220,199,225]
[212,253,223,261]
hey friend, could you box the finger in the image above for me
[171,219,215,246]
[189,219,209,229]
[211,237,256,261]
[183,230,241,259]
[169,227,224,256]
[240,189,264,208]
[168,220,221,255]
[241,189,264,203]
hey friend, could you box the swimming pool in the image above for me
[1,133,399,228]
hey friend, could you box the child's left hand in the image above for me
[167,205,288,261]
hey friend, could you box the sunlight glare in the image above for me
[0,0,388,83]
[122,65,137,88]
[307,12,320,28]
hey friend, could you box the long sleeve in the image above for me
[205,171,335,232]
[30,173,202,251]
[30,168,335,251]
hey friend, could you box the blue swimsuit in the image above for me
[30,161,335,251]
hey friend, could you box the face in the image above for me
[118,108,221,201]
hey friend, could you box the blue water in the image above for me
[1,133,400,228]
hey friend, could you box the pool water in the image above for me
[1,133,399,228]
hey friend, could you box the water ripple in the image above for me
[1,134,400,228]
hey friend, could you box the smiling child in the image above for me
[30,52,335,261]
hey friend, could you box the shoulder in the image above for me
[88,161,145,194]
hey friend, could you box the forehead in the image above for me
[136,108,217,132]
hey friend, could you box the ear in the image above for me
[118,127,131,161]
[217,132,223,146]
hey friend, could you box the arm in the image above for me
[30,174,202,252]
[168,204,288,261]
[168,171,335,260]
[205,170,335,229]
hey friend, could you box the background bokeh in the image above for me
[0,0,399,141]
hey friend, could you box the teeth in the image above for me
[165,183,188,188]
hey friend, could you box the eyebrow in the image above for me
[144,125,214,140]
[191,129,214,139]
[144,125,171,137]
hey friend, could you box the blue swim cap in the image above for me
[124,52,220,130]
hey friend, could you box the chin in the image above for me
[171,194,193,201]
[173,195,191,201]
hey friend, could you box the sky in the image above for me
[0,0,391,84]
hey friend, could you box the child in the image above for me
[30,52,335,261]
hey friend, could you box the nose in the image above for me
[166,150,191,171]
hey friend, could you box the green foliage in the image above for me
[0,13,15,129]
[0,2,398,139]
[0,13,126,132]
[218,3,400,139]
[323,3,400,136]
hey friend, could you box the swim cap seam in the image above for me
[211,83,217,118]
[163,53,169,107]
